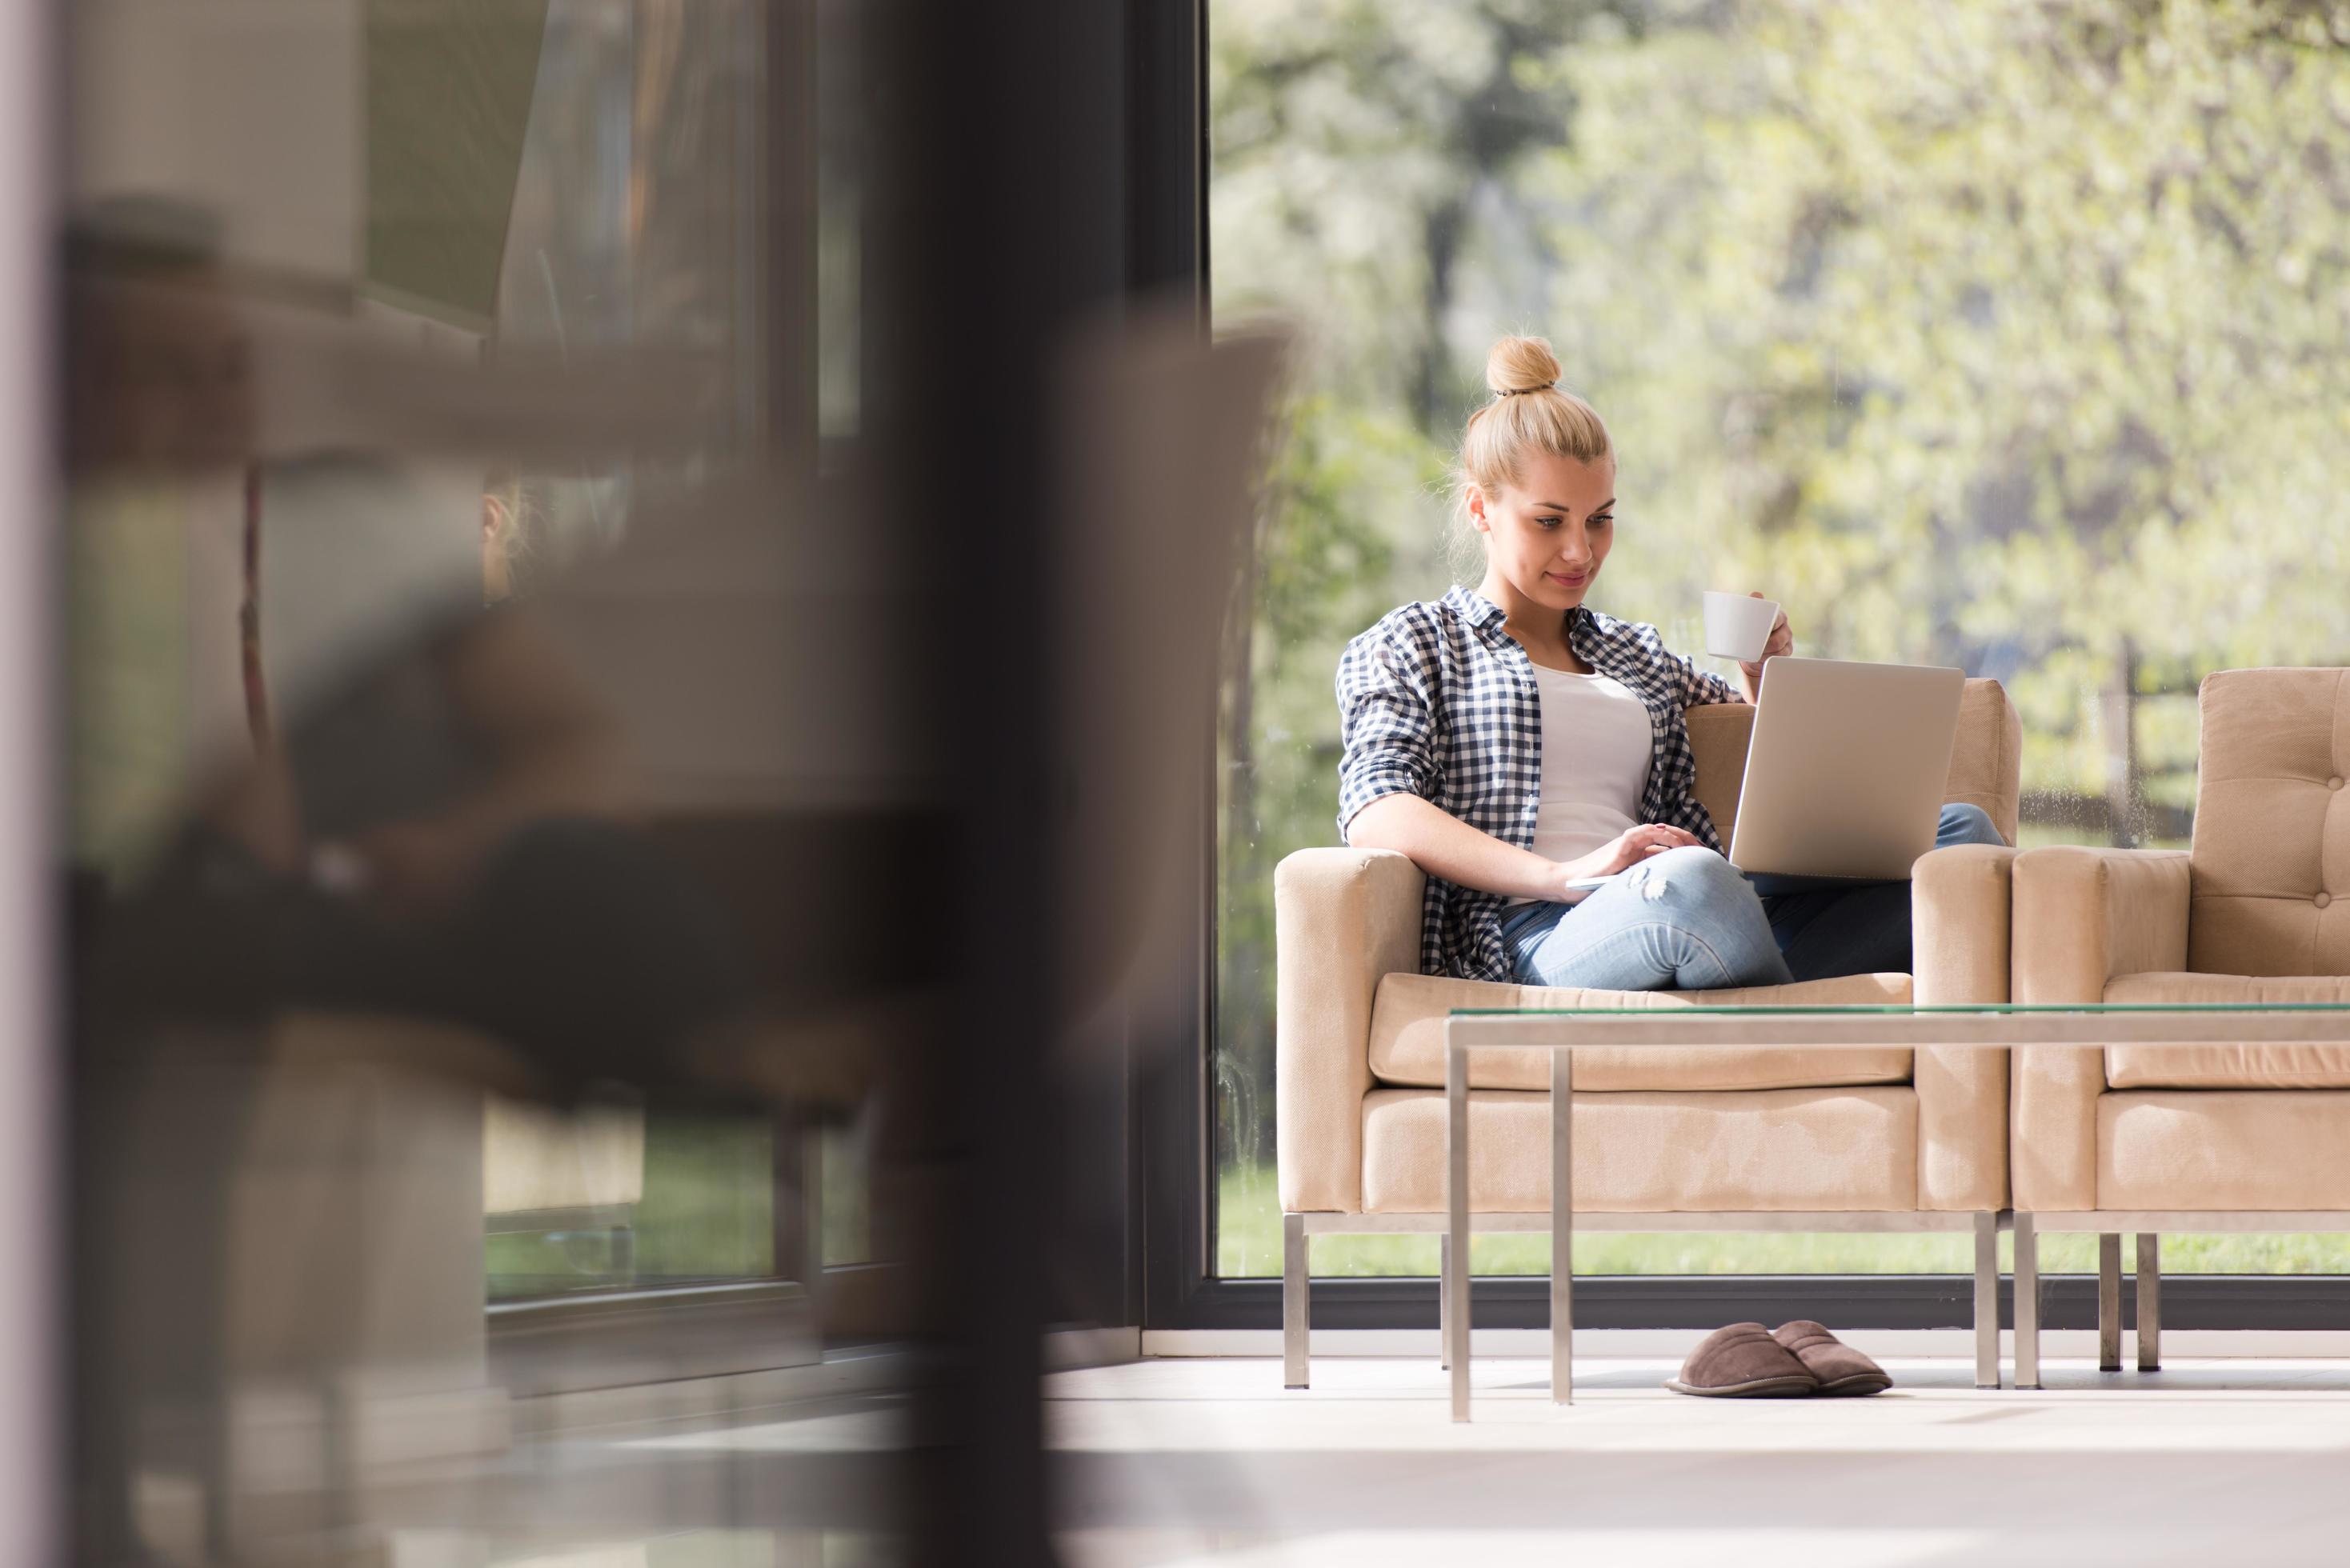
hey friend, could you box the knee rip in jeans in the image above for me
[1623,860,1672,903]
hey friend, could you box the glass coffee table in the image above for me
[1442,1002,2350,1421]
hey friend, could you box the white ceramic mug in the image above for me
[1702,590,1780,663]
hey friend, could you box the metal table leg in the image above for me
[1973,1212,2000,1389]
[2136,1232,2161,1371]
[1283,1213,1308,1389]
[2098,1234,2122,1371]
[1438,1231,1450,1370]
[1551,1048,1571,1406]
[2013,1212,2041,1390]
[1447,1030,1471,1422]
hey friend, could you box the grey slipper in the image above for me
[1664,1322,1821,1398]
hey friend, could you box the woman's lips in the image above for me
[1547,570,1588,587]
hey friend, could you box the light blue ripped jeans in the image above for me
[1498,802,2007,992]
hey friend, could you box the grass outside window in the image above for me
[1218,1165,2350,1280]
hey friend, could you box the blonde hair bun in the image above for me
[1447,333,1612,578]
[1485,334,1563,398]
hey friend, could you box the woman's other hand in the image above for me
[1736,590,1792,699]
[1560,822,1704,892]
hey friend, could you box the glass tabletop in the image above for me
[1451,1001,2350,1016]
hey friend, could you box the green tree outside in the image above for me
[1211,0,2350,1278]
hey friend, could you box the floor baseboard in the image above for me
[1143,1327,2350,1359]
[1044,1325,1141,1370]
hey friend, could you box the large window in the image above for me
[476,0,787,1301]
[1211,0,2350,1280]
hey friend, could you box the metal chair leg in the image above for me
[1973,1212,2000,1389]
[1438,1231,1451,1370]
[2012,1212,2041,1390]
[1283,1213,1309,1389]
[2136,1232,2161,1371]
[2099,1233,2122,1371]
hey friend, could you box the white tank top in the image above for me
[1505,664,1654,904]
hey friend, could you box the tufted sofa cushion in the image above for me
[2188,669,2350,977]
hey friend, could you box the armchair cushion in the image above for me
[2101,1089,2350,1210]
[2188,667,2350,976]
[1361,1086,1918,1213]
[1365,970,1912,1093]
[2104,972,2350,1089]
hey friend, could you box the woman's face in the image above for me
[1469,450,1616,614]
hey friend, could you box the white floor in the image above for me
[1044,1356,2350,1566]
[356,1353,2350,1566]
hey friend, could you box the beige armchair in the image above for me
[2010,668,2350,1376]
[1276,679,2024,1387]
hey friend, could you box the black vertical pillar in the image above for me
[865,0,1129,1561]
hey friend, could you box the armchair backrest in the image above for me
[1685,678,2022,849]
[2188,668,2350,976]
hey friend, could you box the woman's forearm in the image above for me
[1346,793,1565,902]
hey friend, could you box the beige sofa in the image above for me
[2010,667,2350,1380]
[1277,679,2024,1388]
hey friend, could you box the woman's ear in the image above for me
[1465,484,1491,534]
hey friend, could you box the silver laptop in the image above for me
[1726,657,1966,882]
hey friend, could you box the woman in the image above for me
[1337,335,2003,991]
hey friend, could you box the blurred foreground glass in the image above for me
[1209,0,2350,1278]
[62,0,912,1562]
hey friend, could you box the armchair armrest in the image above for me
[1912,843,2019,1210]
[2008,846,2192,1210]
[1275,847,1423,1214]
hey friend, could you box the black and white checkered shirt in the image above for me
[1336,584,1743,981]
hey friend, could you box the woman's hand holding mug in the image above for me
[1705,588,1793,702]
[1736,590,1793,685]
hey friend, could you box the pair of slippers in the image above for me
[1665,1320,1891,1398]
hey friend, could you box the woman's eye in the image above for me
[1591,515,1614,529]
[1535,515,1562,528]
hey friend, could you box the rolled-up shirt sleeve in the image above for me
[1335,626,1440,841]
[1669,648,1743,709]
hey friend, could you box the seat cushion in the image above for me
[1367,971,1914,1093]
[2104,973,2350,1089]
[2100,1089,2350,1210]
[1360,1085,1919,1213]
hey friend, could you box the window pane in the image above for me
[1211,0,2350,1278]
